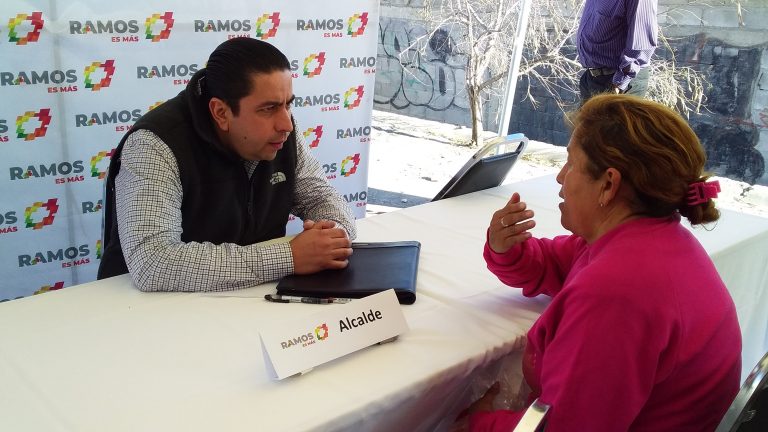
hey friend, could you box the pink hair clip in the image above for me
[687,180,720,206]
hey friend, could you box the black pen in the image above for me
[264,294,353,304]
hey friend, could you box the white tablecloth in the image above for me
[2,174,766,431]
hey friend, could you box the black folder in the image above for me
[276,241,421,304]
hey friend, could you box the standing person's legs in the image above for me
[579,71,613,105]
[580,67,651,104]
[624,67,650,98]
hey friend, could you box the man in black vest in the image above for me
[98,38,356,292]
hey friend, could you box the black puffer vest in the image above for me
[98,71,297,279]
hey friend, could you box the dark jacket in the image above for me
[98,71,297,279]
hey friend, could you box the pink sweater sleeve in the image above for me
[483,234,586,297]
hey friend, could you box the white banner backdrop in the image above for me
[0,0,378,301]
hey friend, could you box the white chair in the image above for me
[715,350,768,432]
[513,398,550,432]
[432,133,528,201]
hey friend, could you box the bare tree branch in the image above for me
[414,0,720,146]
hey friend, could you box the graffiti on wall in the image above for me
[375,18,471,116]
[697,121,765,185]
[682,36,766,185]
[509,34,768,185]
[375,12,768,185]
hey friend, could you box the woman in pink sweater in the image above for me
[469,94,741,431]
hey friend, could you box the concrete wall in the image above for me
[375,0,768,185]
[375,2,500,131]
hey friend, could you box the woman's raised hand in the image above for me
[488,192,536,254]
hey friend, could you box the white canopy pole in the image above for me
[497,0,533,136]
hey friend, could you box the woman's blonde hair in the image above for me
[567,94,719,225]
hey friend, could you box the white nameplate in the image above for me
[259,289,409,380]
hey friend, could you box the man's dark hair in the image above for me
[204,38,290,115]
